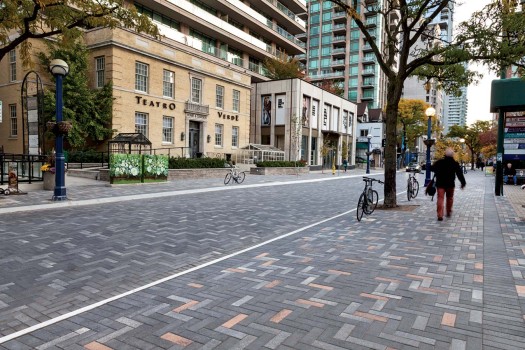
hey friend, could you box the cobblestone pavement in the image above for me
[1,170,524,349]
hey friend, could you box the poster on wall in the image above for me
[322,104,330,131]
[302,96,310,127]
[343,110,348,133]
[262,95,271,125]
[276,94,286,125]
[332,107,340,133]
[312,99,319,129]
[349,112,354,134]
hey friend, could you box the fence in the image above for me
[0,153,46,185]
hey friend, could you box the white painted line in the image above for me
[0,200,362,344]
[0,173,384,215]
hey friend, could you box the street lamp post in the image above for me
[366,134,372,174]
[424,107,436,186]
[415,146,419,163]
[49,59,69,201]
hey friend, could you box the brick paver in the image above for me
[0,170,524,349]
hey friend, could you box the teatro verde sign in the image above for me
[136,96,176,110]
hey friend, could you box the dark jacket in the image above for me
[431,156,466,188]
[504,166,516,176]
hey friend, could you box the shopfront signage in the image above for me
[186,113,207,120]
[136,96,176,110]
[218,111,239,121]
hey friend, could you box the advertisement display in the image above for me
[311,99,319,129]
[302,95,310,127]
[261,95,271,125]
[275,94,286,125]
[343,110,348,134]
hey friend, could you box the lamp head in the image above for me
[49,59,69,76]
[425,107,436,117]
[367,134,372,140]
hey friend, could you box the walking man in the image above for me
[431,148,466,221]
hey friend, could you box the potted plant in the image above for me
[41,153,56,190]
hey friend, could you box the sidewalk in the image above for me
[1,171,525,349]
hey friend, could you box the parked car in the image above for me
[355,156,367,164]
[406,162,421,173]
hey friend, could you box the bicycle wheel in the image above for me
[412,179,419,198]
[224,173,232,185]
[366,189,378,214]
[407,179,413,201]
[357,193,366,221]
[236,172,245,184]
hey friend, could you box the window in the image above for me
[95,56,105,88]
[163,70,174,98]
[310,25,319,35]
[135,62,149,92]
[135,112,148,136]
[9,50,16,81]
[360,129,368,137]
[215,123,223,146]
[162,116,174,143]
[191,77,202,103]
[232,126,239,147]
[216,85,224,108]
[9,105,17,137]
[309,59,318,69]
[232,90,240,112]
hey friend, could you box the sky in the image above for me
[454,0,497,125]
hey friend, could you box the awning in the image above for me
[356,142,369,149]
[490,78,525,112]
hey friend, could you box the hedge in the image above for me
[255,160,307,168]
[169,157,226,169]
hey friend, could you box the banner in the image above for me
[302,95,310,127]
[261,95,271,125]
[311,99,319,129]
[275,94,286,125]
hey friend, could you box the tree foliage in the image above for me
[0,0,159,66]
[262,51,305,79]
[326,0,525,207]
[397,99,434,147]
[317,80,345,97]
[40,41,114,150]
[447,121,492,168]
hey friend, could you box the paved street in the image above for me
[0,170,524,349]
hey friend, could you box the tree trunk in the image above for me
[383,78,403,208]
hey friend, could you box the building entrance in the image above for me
[189,121,201,158]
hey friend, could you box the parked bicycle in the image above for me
[407,171,419,201]
[224,166,245,185]
[357,177,384,221]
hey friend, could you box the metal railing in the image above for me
[0,153,46,185]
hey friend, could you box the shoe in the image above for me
[521,185,525,190]
[437,217,443,221]
[446,213,451,218]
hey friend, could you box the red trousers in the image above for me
[436,187,455,218]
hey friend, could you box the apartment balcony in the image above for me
[280,0,307,15]
[331,59,345,68]
[248,62,269,76]
[365,19,377,28]
[333,23,346,34]
[308,70,345,81]
[389,9,400,21]
[295,53,307,63]
[361,80,376,88]
[151,0,305,57]
[362,55,376,63]
[362,67,375,76]
[361,91,375,100]
[362,43,373,52]
[259,0,306,35]
[332,47,346,58]
[333,35,346,44]
[185,101,210,115]
[333,10,347,24]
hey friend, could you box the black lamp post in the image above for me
[49,59,69,201]
[366,134,372,174]
[424,107,436,186]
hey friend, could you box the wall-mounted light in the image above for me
[207,135,211,143]
[180,132,185,141]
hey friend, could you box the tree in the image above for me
[326,0,525,207]
[0,0,158,65]
[263,51,305,79]
[40,41,114,150]
[318,80,345,97]
[447,121,492,169]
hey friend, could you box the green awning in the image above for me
[490,78,525,112]
[356,142,369,149]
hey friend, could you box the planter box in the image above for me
[43,172,55,191]
[250,167,309,175]
[168,168,230,180]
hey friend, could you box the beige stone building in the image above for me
[86,27,252,158]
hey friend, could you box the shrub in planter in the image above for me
[169,157,226,169]
[255,160,307,167]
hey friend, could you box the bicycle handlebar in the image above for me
[362,177,384,184]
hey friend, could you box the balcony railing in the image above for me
[309,71,345,79]
[332,47,346,55]
[263,0,306,28]
[248,62,269,75]
[185,101,209,115]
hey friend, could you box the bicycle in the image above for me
[224,166,245,185]
[357,177,384,221]
[407,171,419,201]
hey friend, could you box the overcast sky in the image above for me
[454,0,497,124]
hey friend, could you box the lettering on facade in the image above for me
[186,113,208,120]
[218,111,239,121]
[136,96,176,110]
[323,108,328,126]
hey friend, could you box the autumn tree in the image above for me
[262,51,305,79]
[326,0,525,207]
[0,0,158,65]
[447,121,492,169]
[318,80,345,97]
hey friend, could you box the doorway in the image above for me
[189,121,201,158]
